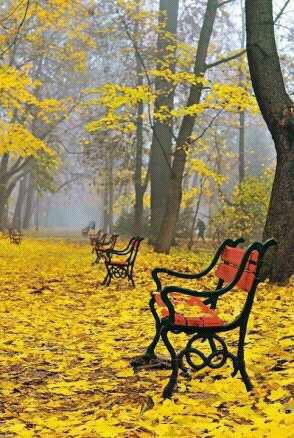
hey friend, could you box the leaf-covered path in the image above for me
[0,239,293,437]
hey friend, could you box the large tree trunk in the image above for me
[246,0,294,283]
[155,0,219,253]
[150,0,179,241]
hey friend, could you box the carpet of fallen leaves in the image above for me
[0,237,293,437]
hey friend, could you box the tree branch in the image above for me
[218,0,236,7]
[274,0,291,24]
[6,157,32,180]
[190,110,223,146]
[0,0,30,58]
[206,49,246,70]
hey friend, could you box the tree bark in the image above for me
[246,0,294,283]
[23,173,34,229]
[150,0,179,241]
[155,0,219,253]
[134,36,145,235]
[239,0,246,183]
[12,177,26,229]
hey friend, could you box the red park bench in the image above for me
[131,237,277,398]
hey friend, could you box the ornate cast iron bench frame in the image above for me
[131,238,277,398]
[102,236,144,287]
[94,233,119,264]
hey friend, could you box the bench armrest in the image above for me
[160,285,230,324]
[152,238,245,291]
[105,247,132,258]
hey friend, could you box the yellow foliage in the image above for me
[182,187,200,208]
[190,159,226,185]
[0,121,57,160]
[0,239,292,436]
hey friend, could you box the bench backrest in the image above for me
[215,246,259,292]
[127,237,144,266]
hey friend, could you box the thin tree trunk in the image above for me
[239,111,245,183]
[156,0,219,253]
[187,178,205,250]
[12,178,26,229]
[246,0,294,283]
[150,0,179,241]
[134,35,145,235]
[239,0,246,183]
[23,173,34,229]
[108,154,113,234]
[34,192,40,231]
[0,154,10,229]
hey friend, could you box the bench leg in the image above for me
[128,274,135,288]
[161,327,179,399]
[144,298,161,359]
[102,269,112,286]
[237,327,253,392]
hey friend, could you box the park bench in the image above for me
[9,229,23,245]
[131,237,277,398]
[88,229,103,247]
[102,236,144,287]
[82,221,96,237]
[94,232,119,264]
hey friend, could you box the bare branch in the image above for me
[218,0,236,7]
[206,49,246,70]
[0,0,30,58]
[274,0,291,24]
[190,110,223,146]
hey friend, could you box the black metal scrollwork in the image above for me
[179,334,235,372]
[110,266,128,279]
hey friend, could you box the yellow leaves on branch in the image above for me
[150,69,208,86]
[0,66,39,111]
[190,159,226,185]
[209,83,260,113]
[85,83,155,133]
[0,65,62,162]
[0,122,57,161]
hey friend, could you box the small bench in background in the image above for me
[94,233,119,264]
[9,229,23,245]
[102,236,144,287]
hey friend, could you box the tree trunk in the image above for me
[188,178,205,250]
[23,173,34,229]
[238,0,246,184]
[34,192,40,231]
[150,0,179,241]
[239,111,245,183]
[0,154,10,229]
[246,0,294,283]
[155,0,219,253]
[108,154,113,233]
[103,181,109,232]
[12,178,26,229]
[134,41,145,235]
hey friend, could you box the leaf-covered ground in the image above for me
[0,238,293,437]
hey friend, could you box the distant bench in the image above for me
[9,229,23,245]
